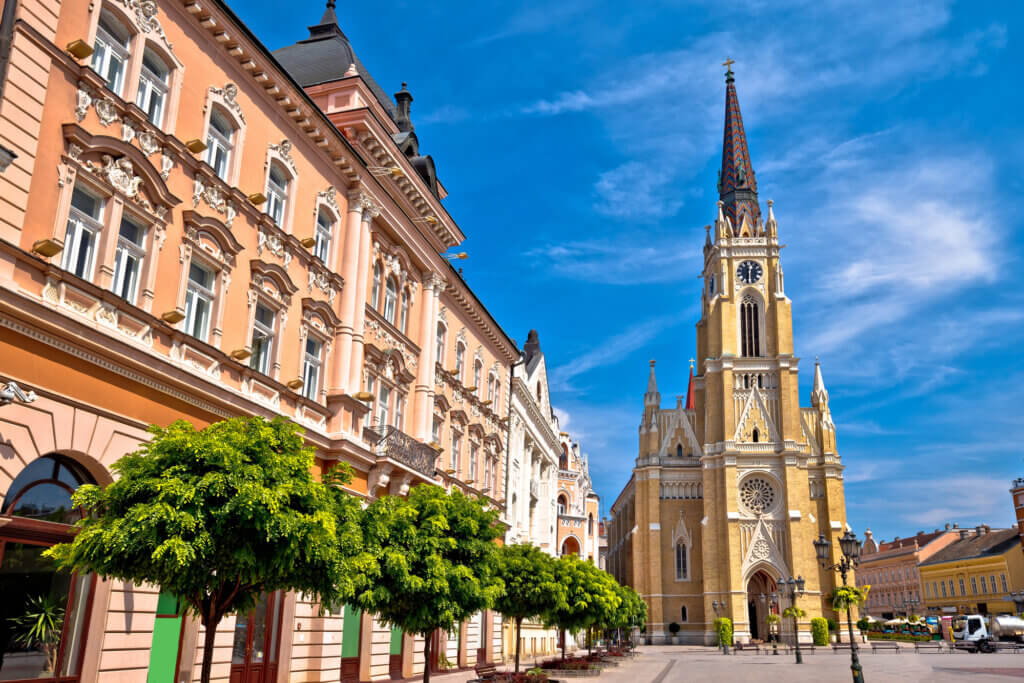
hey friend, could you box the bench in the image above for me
[993,641,1024,653]
[473,663,499,682]
[831,643,851,653]
[733,642,760,655]
[760,643,792,655]
[914,641,947,653]
[870,641,901,654]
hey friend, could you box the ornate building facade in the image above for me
[856,526,958,618]
[0,1,518,681]
[606,66,852,645]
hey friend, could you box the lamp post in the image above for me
[711,600,729,654]
[782,576,806,664]
[1008,591,1024,616]
[903,597,920,619]
[815,531,865,683]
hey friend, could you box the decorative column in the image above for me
[346,193,381,394]
[412,272,442,441]
[328,191,367,395]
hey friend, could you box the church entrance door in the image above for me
[745,571,778,643]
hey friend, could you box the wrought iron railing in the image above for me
[367,424,439,477]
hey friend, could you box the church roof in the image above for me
[273,1,397,122]
[718,62,761,232]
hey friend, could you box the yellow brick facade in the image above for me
[606,71,851,645]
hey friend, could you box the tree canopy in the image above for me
[46,416,370,683]
[541,555,624,656]
[493,544,566,671]
[354,484,503,683]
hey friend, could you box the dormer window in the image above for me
[92,11,131,96]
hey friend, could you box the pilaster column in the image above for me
[328,192,367,395]
[347,194,381,394]
[412,272,443,441]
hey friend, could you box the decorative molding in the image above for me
[192,175,237,228]
[208,83,245,125]
[268,139,296,175]
[317,186,340,216]
[95,96,119,126]
[307,264,337,305]
[256,230,292,267]
[75,82,92,122]
[119,0,174,53]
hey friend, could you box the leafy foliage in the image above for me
[811,617,829,645]
[541,555,621,636]
[830,585,870,611]
[714,617,732,647]
[856,617,870,631]
[45,417,369,683]
[8,593,65,673]
[494,544,565,671]
[668,621,681,634]
[783,606,807,620]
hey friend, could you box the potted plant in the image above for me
[8,593,66,674]
[668,621,681,645]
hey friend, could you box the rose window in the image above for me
[740,477,776,515]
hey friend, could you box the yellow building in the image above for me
[605,65,852,645]
[919,527,1024,616]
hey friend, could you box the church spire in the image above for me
[717,59,761,234]
[811,357,829,407]
[684,361,695,411]
[645,360,660,405]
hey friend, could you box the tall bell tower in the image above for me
[693,60,850,643]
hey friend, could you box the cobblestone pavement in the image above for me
[593,645,1024,682]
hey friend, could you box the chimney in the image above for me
[953,523,959,529]
[394,83,414,133]
[945,523,950,530]
[959,529,970,540]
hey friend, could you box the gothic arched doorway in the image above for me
[745,570,778,642]
[560,536,580,557]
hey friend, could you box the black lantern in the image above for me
[796,575,806,593]
[813,533,831,563]
[839,530,862,562]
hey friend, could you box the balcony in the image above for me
[366,425,439,478]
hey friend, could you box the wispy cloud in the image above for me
[525,236,700,285]
[471,0,592,45]
[849,475,1016,529]
[593,162,685,220]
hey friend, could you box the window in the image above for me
[588,514,594,535]
[384,277,397,323]
[377,385,391,427]
[371,263,382,309]
[455,343,465,381]
[136,48,169,126]
[971,577,978,595]
[681,606,688,623]
[469,443,478,482]
[740,295,760,356]
[62,186,103,281]
[301,338,322,401]
[111,215,145,303]
[487,375,495,403]
[314,210,332,263]
[265,164,289,227]
[557,495,567,516]
[436,324,446,365]
[958,578,965,597]
[484,454,492,490]
[184,262,214,341]
[431,417,442,445]
[925,583,930,598]
[91,11,131,96]
[676,444,683,458]
[991,575,998,595]
[473,361,482,394]
[395,394,404,431]
[249,303,275,374]
[675,542,687,580]
[451,432,461,470]
[1002,575,1008,593]
[948,580,955,597]
[940,582,947,598]
[399,289,409,333]
[205,109,234,181]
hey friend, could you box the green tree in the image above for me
[46,417,369,683]
[542,556,621,659]
[493,544,565,672]
[354,484,503,683]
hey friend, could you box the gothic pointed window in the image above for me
[740,294,761,357]
[752,428,759,443]
[681,606,688,622]
[676,444,683,458]
[675,541,688,580]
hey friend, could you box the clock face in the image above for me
[737,260,763,284]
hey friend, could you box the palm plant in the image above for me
[8,593,66,673]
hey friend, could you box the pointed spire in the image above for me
[685,361,695,411]
[646,360,658,394]
[308,0,346,39]
[812,357,829,406]
[320,0,338,25]
[394,82,414,133]
[718,60,761,233]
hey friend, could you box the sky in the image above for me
[234,0,1024,541]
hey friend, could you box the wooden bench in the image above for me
[760,643,792,655]
[914,641,947,653]
[473,663,499,681]
[733,642,760,654]
[870,641,901,654]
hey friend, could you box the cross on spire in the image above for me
[722,57,735,71]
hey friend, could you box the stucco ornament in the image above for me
[209,83,245,124]
[95,97,119,126]
[102,156,143,198]
[160,152,174,180]
[120,0,174,52]
[137,130,160,157]
[192,175,237,227]
[269,139,296,174]
[307,267,336,304]
[120,119,136,144]
[751,539,771,561]
[317,186,339,215]
[75,83,92,122]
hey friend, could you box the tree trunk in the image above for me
[514,616,522,673]
[587,627,592,655]
[561,628,566,662]
[200,616,219,683]
[423,631,432,683]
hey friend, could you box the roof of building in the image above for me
[878,530,945,553]
[272,1,397,122]
[523,329,543,373]
[919,528,1018,567]
[718,65,761,231]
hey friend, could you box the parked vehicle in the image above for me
[952,614,1024,652]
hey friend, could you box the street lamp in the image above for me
[782,576,806,664]
[1008,591,1024,616]
[711,600,729,654]
[902,597,920,618]
[815,531,865,683]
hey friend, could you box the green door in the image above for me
[147,592,183,683]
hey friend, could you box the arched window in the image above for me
[266,163,289,228]
[752,428,760,443]
[675,541,688,580]
[588,514,594,534]
[383,277,398,323]
[436,323,446,364]
[399,289,409,333]
[92,10,131,95]
[205,108,235,181]
[559,444,568,470]
[557,495,568,516]
[455,343,465,380]
[371,263,382,309]
[676,444,683,458]
[136,47,170,126]
[473,360,482,393]
[740,294,761,357]
[681,606,688,623]
[314,209,333,263]
[2,454,94,524]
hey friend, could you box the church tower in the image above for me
[606,61,852,646]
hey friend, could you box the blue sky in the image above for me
[236,0,1023,541]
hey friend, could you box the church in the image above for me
[605,63,851,645]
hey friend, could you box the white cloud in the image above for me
[524,236,700,285]
[471,0,592,46]
[593,161,684,220]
